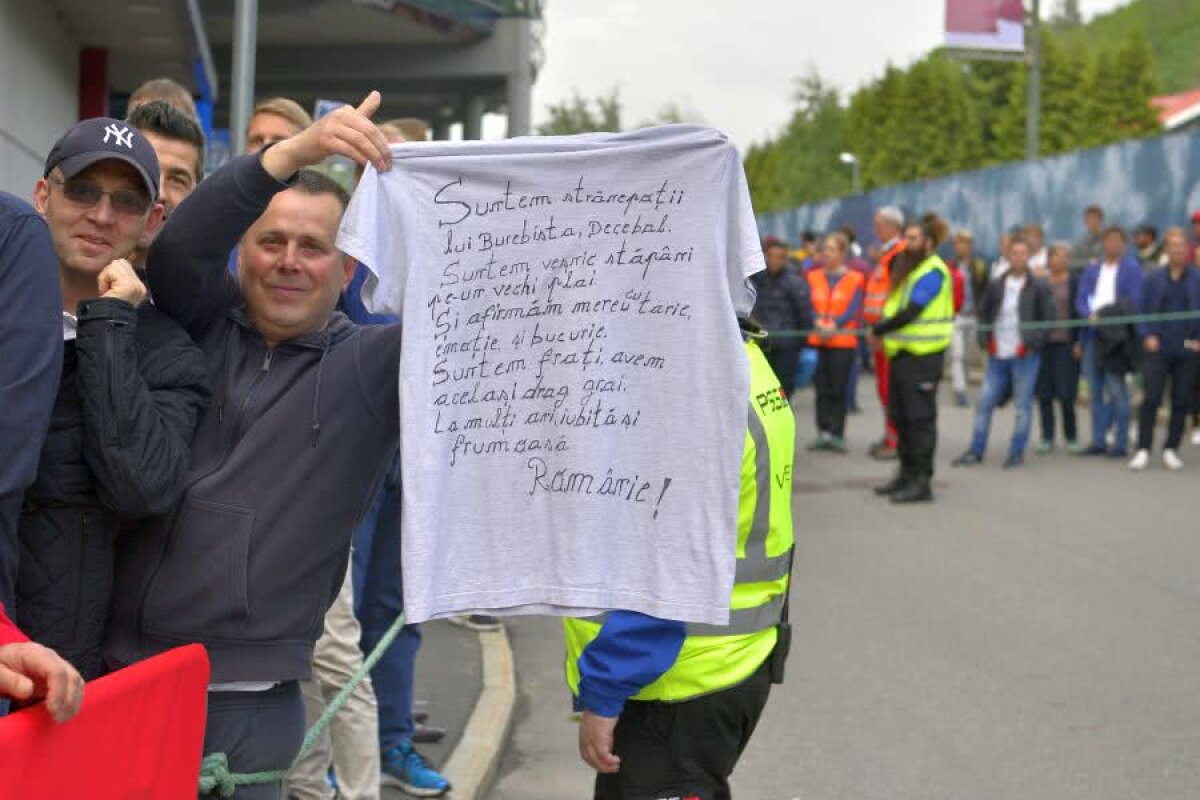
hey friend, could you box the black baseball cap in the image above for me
[43,117,160,201]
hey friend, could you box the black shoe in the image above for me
[890,481,933,503]
[414,710,429,724]
[951,451,982,467]
[412,723,447,744]
[1003,454,1024,469]
[1080,445,1107,456]
[873,474,907,496]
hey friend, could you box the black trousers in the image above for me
[594,660,773,800]
[201,681,306,800]
[1138,351,1200,451]
[814,347,856,437]
[1036,341,1079,444]
[887,350,945,482]
[763,344,800,397]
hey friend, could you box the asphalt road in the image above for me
[489,379,1200,800]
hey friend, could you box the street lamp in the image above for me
[839,151,861,195]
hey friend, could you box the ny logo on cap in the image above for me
[103,123,134,149]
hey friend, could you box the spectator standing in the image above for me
[19,119,210,678]
[806,233,865,453]
[750,238,812,397]
[1071,204,1105,272]
[952,238,1053,469]
[1129,229,1200,471]
[1024,222,1048,276]
[245,97,313,153]
[1134,223,1166,275]
[1076,226,1142,457]
[949,229,988,407]
[863,207,907,460]
[125,101,205,272]
[102,96,404,800]
[990,232,1012,280]
[1035,243,1082,454]
[127,77,199,121]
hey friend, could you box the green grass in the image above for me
[1063,0,1200,94]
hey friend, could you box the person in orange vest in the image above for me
[864,207,907,460]
[807,232,866,452]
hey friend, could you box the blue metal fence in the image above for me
[756,127,1200,259]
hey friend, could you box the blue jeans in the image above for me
[1083,339,1132,452]
[969,354,1042,458]
[353,452,422,751]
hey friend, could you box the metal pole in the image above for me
[1025,0,1041,161]
[230,0,258,156]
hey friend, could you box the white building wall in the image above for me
[0,0,78,196]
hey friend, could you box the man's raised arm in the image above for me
[147,91,391,335]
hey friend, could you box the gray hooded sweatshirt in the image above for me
[105,154,401,682]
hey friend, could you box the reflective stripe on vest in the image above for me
[882,255,954,358]
[562,339,795,703]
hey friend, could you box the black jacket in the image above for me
[17,299,209,678]
[976,273,1054,353]
[749,268,812,347]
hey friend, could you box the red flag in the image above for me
[0,644,209,799]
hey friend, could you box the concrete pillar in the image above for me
[230,0,258,155]
[463,96,485,140]
[506,17,533,138]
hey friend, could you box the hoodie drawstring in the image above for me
[310,340,330,447]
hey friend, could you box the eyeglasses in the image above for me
[47,176,152,217]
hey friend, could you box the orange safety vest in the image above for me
[864,239,905,324]
[807,268,866,349]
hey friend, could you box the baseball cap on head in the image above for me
[43,117,160,202]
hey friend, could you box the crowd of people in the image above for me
[1,75,800,800]
[753,202,1200,494]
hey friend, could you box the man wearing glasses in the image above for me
[17,118,209,679]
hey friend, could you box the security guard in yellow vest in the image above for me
[563,318,795,800]
[869,214,955,503]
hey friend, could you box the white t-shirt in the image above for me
[995,274,1025,359]
[1092,261,1119,311]
[337,125,762,626]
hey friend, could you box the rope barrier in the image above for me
[764,309,1200,339]
[198,610,408,796]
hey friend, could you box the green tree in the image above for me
[536,88,621,135]
[1110,27,1162,139]
[1081,46,1124,147]
[1038,32,1090,154]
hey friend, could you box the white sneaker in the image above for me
[1129,449,1150,471]
[1164,449,1184,470]
[1191,429,1200,447]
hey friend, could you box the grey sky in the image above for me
[522,0,1129,149]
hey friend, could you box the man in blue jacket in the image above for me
[1130,228,1200,471]
[1075,226,1142,457]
